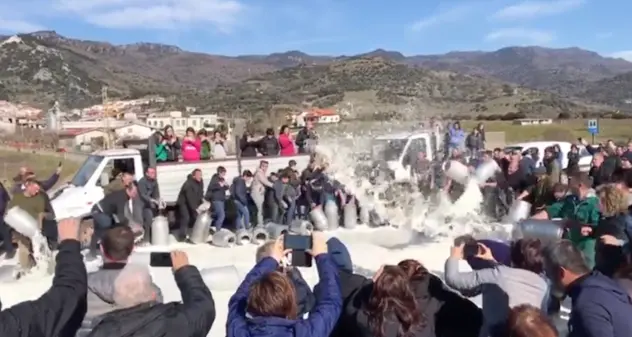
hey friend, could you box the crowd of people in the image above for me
[5,119,632,336]
[0,219,581,337]
[7,215,632,337]
[149,120,319,163]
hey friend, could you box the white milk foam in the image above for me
[315,137,498,242]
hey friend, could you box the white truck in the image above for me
[370,129,444,183]
[49,147,311,220]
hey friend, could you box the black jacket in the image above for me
[205,174,228,202]
[258,136,280,156]
[589,164,611,188]
[342,284,434,337]
[97,189,133,227]
[295,127,316,154]
[567,151,580,176]
[239,135,259,157]
[176,176,204,212]
[81,266,216,337]
[0,182,9,215]
[595,214,632,277]
[0,240,87,337]
[230,177,248,205]
[425,274,482,337]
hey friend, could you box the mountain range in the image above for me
[0,30,631,118]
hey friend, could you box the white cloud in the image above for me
[53,0,247,33]
[0,18,45,33]
[485,28,555,44]
[491,0,585,20]
[611,51,632,62]
[410,5,472,31]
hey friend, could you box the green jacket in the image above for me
[155,143,168,161]
[546,195,600,268]
[200,141,212,160]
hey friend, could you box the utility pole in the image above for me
[101,86,110,149]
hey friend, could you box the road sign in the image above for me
[587,119,599,135]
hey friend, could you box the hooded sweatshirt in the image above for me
[181,138,201,162]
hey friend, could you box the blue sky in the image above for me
[1,0,630,60]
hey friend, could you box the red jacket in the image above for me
[278,134,296,156]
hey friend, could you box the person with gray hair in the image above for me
[544,240,632,337]
[256,240,315,317]
[80,251,216,337]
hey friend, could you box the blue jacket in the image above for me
[313,238,353,297]
[230,177,249,205]
[568,271,632,337]
[205,173,227,202]
[226,255,342,337]
[448,126,465,148]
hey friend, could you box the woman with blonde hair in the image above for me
[595,184,632,276]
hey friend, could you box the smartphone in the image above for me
[58,161,62,167]
[149,252,172,267]
[284,234,312,250]
[463,243,482,259]
[288,251,313,267]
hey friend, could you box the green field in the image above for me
[460,119,632,144]
[0,149,82,187]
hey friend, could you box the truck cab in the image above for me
[50,149,145,219]
[372,130,443,183]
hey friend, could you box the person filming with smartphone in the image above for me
[227,232,342,337]
[81,250,216,337]
[444,238,549,337]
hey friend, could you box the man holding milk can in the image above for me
[6,177,48,276]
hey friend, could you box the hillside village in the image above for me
[0,95,343,151]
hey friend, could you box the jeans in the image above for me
[284,201,296,225]
[142,208,155,242]
[91,213,113,253]
[251,192,265,227]
[212,201,226,230]
[234,200,250,230]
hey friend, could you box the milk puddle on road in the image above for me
[0,141,567,336]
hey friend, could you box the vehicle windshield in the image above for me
[70,155,104,187]
[373,138,408,162]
